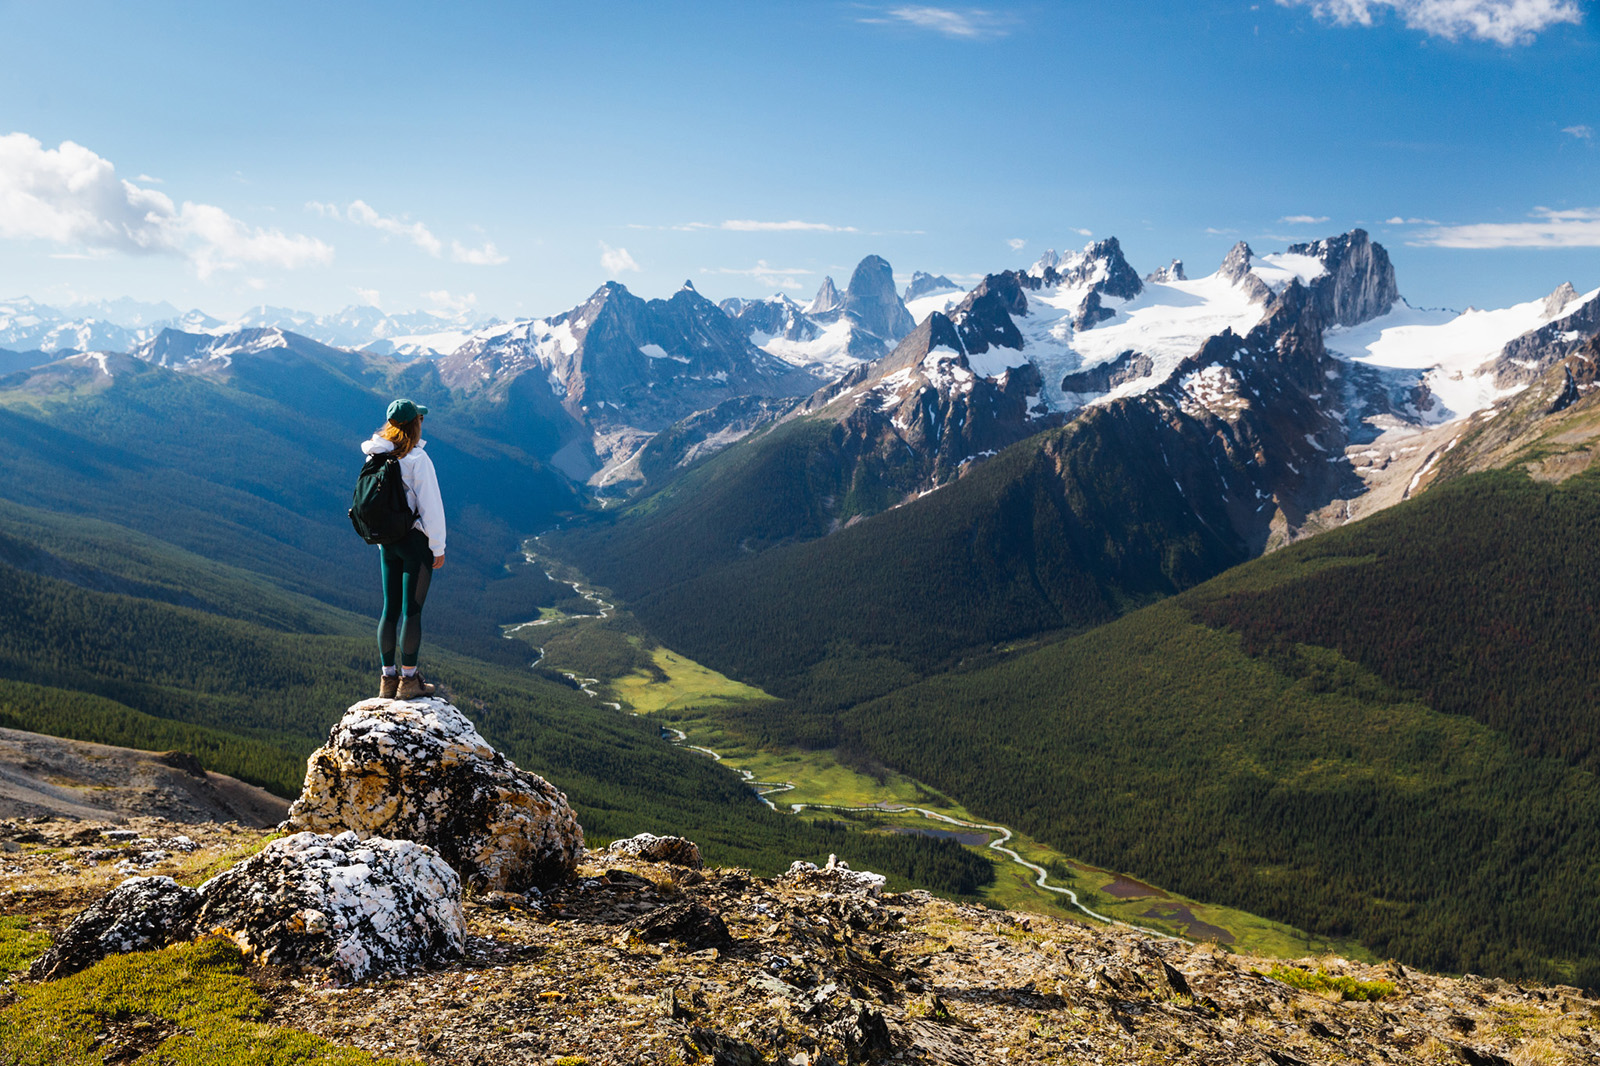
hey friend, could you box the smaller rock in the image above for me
[784,860,887,899]
[634,901,733,951]
[29,876,200,980]
[602,832,704,869]
[190,830,464,984]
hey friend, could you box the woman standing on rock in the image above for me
[364,398,446,700]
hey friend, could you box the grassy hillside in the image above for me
[803,465,1600,986]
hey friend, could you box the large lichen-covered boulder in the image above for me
[28,875,200,980]
[286,698,584,892]
[190,830,463,983]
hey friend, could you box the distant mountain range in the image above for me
[0,296,498,359]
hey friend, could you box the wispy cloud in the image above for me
[1275,0,1582,45]
[600,242,640,275]
[425,289,477,312]
[1205,226,1239,236]
[860,6,1013,39]
[1563,124,1594,140]
[313,200,507,264]
[1382,215,1441,224]
[355,287,382,308]
[704,261,815,291]
[1280,214,1330,224]
[636,218,860,233]
[0,132,332,280]
[1412,206,1600,248]
[348,200,443,256]
[1007,237,1027,251]
[450,239,508,265]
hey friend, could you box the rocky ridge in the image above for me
[3,815,1595,1064]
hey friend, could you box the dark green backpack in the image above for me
[349,454,417,545]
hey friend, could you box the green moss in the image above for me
[0,939,414,1065]
[1263,965,1396,1002]
[0,916,51,978]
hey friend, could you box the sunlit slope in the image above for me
[0,348,582,666]
[834,463,1600,986]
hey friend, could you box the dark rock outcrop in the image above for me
[1220,242,1275,305]
[286,698,584,892]
[28,876,200,980]
[1493,287,1600,388]
[1062,350,1156,394]
[1288,229,1398,328]
[904,271,962,302]
[1146,259,1186,284]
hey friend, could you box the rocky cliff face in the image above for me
[1289,229,1398,328]
[840,254,916,341]
[808,275,842,314]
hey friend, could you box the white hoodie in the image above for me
[361,435,447,555]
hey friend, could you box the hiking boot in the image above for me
[379,672,399,699]
[396,673,437,700]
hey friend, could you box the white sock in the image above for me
[401,667,417,677]
[383,667,398,677]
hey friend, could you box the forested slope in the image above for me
[814,464,1600,986]
[557,403,1249,707]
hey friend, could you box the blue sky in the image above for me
[0,0,1594,318]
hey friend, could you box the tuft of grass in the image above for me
[1263,964,1397,1002]
[0,938,416,1065]
[0,917,51,979]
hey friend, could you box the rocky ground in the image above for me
[3,815,1595,1065]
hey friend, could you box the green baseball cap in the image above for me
[386,398,428,423]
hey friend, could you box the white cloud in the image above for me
[1412,206,1600,248]
[134,173,163,184]
[425,289,477,312]
[1280,214,1331,223]
[450,239,508,265]
[1071,227,1093,237]
[1007,237,1027,251]
[1564,124,1594,139]
[1205,226,1239,235]
[1382,215,1441,224]
[0,132,332,279]
[347,200,443,256]
[863,6,1012,39]
[1275,0,1582,45]
[600,242,640,275]
[720,219,858,233]
[705,261,815,291]
[355,287,382,308]
[306,200,342,219]
[643,219,859,233]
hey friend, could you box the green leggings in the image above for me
[377,529,433,668]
